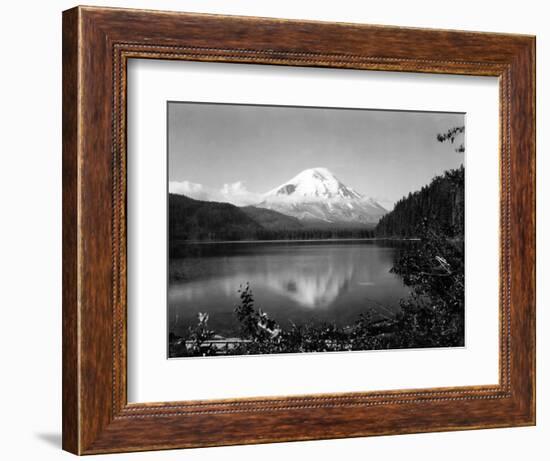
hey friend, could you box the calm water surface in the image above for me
[168,240,412,337]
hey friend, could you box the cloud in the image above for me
[220,181,247,196]
[219,181,262,206]
[169,180,261,206]
[169,180,213,201]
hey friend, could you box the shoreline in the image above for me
[178,237,421,245]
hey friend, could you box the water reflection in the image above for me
[264,266,352,308]
[169,241,411,336]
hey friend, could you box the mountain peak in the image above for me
[258,167,387,225]
[296,167,335,179]
[265,167,363,201]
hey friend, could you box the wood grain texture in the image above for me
[62,5,536,455]
[62,7,80,454]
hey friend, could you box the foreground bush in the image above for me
[390,221,464,348]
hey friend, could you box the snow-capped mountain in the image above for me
[256,167,387,225]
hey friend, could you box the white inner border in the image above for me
[127,59,500,403]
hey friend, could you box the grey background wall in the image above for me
[0,1,546,459]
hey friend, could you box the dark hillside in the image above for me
[241,206,304,230]
[169,194,263,242]
[375,166,464,238]
[169,194,375,244]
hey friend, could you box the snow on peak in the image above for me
[257,167,387,225]
[264,167,363,201]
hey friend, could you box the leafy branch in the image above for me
[437,125,465,153]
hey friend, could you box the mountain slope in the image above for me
[169,194,263,242]
[241,206,304,230]
[257,167,387,225]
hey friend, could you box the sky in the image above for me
[168,102,464,208]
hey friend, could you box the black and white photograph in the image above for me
[3,0,542,458]
[167,102,465,358]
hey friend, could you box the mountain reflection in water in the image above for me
[263,258,354,308]
[168,241,411,337]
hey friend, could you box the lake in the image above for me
[168,240,413,338]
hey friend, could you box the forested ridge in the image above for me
[375,166,464,238]
[168,193,263,242]
[169,194,375,250]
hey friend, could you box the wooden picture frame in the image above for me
[62,5,535,455]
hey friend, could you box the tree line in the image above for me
[375,166,464,238]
